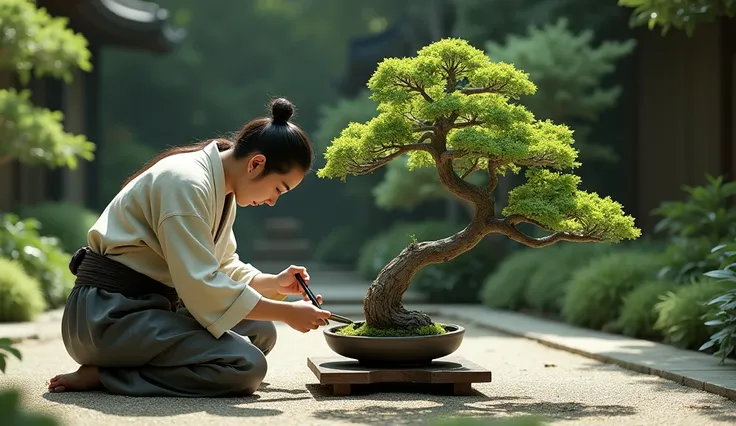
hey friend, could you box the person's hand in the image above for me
[284,300,331,333]
[275,265,323,304]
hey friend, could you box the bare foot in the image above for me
[48,365,102,393]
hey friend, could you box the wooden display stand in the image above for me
[307,355,492,396]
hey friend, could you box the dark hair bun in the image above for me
[270,97,294,123]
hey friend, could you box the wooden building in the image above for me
[0,0,183,212]
[626,17,735,232]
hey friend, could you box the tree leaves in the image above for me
[502,168,641,243]
[0,89,95,168]
[0,0,92,84]
[0,0,95,169]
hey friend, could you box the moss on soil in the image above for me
[335,322,448,337]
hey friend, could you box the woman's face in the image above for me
[234,154,305,208]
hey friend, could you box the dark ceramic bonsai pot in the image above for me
[323,321,465,366]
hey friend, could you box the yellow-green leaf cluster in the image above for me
[447,118,577,170]
[316,110,415,180]
[0,88,95,168]
[502,168,641,242]
[0,0,92,84]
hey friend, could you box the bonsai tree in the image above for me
[317,38,641,331]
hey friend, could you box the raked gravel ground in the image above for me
[2,317,736,426]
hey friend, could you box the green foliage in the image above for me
[312,223,377,266]
[699,239,736,363]
[619,0,735,35]
[0,89,95,169]
[0,213,74,308]
[614,279,676,339]
[562,250,664,329]
[0,389,60,426]
[0,257,46,322]
[318,38,640,247]
[356,221,461,280]
[485,18,636,163]
[0,0,95,169]
[412,239,502,303]
[652,175,736,283]
[503,168,641,243]
[314,91,379,158]
[654,277,731,350]
[372,155,484,212]
[19,202,99,254]
[336,321,447,337]
[0,0,92,83]
[525,242,616,314]
[480,248,548,310]
[0,338,22,373]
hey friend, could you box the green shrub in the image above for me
[652,175,736,283]
[313,219,389,267]
[356,220,461,280]
[700,238,736,363]
[413,238,501,303]
[0,214,74,308]
[480,248,548,310]
[613,279,676,340]
[524,242,616,315]
[562,250,664,330]
[654,277,732,350]
[0,258,46,322]
[19,202,98,253]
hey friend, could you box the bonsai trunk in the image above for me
[363,217,490,329]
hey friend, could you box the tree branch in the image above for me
[351,142,434,175]
[452,119,484,129]
[396,77,434,103]
[461,82,509,95]
[460,159,480,179]
[487,161,498,192]
[494,220,603,248]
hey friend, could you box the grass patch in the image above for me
[335,322,448,337]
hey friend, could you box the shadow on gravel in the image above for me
[305,383,635,425]
[41,381,308,418]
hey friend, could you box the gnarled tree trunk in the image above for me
[362,216,490,329]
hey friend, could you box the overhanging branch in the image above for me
[494,218,603,247]
[350,142,434,175]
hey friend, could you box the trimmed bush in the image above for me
[654,277,732,350]
[413,238,501,303]
[0,214,74,308]
[480,248,547,310]
[524,242,616,315]
[356,220,461,280]
[561,250,664,330]
[19,202,98,253]
[614,279,676,340]
[0,258,46,322]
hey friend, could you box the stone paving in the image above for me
[2,267,736,425]
[4,316,736,426]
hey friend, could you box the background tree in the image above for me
[318,38,641,330]
[0,0,95,169]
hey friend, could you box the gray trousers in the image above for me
[60,286,276,397]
